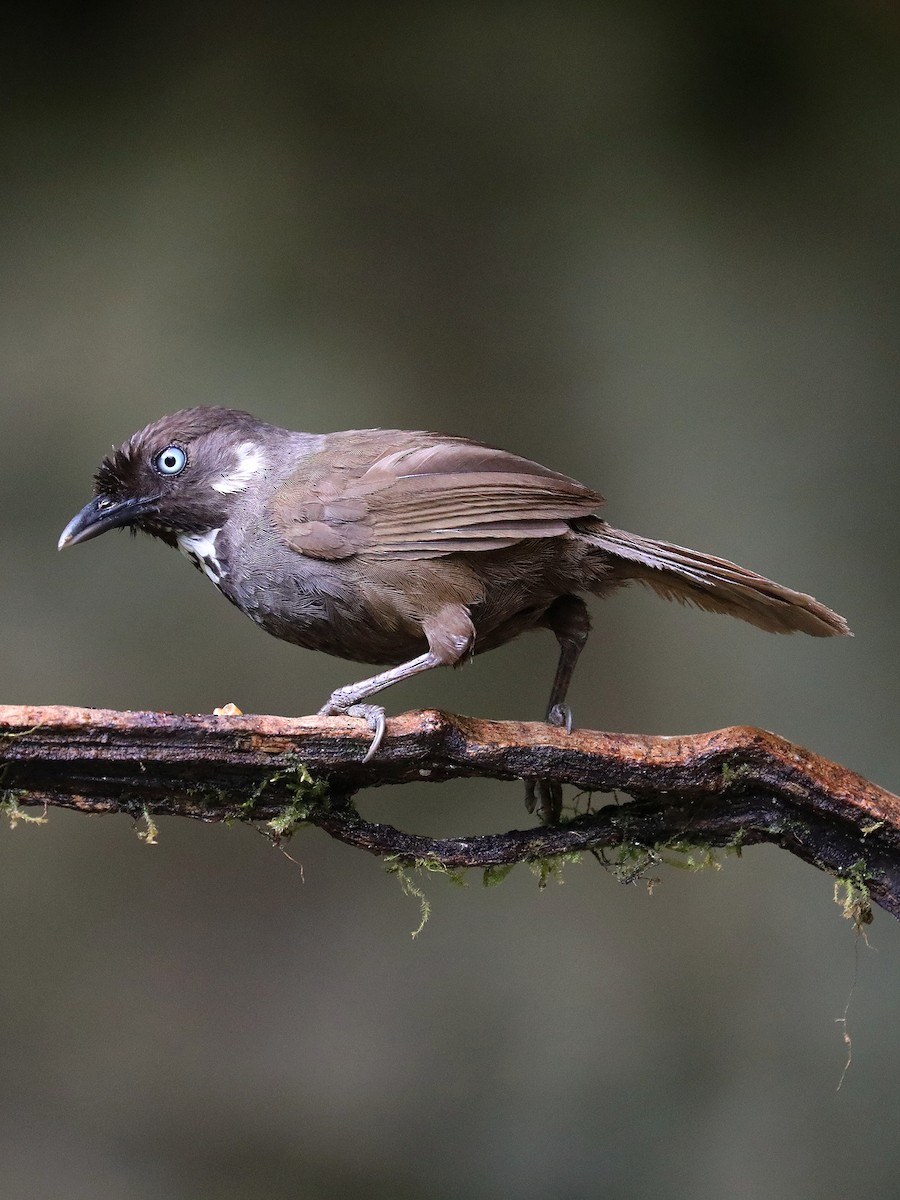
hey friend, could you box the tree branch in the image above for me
[2,704,898,920]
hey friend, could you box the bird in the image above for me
[58,406,850,821]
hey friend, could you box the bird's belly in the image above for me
[218,562,427,666]
[253,604,427,665]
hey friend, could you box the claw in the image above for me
[318,695,387,761]
[537,779,563,824]
[522,777,562,823]
[524,708,572,822]
[346,704,386,762]
[547,703,573,733]
[524,779,537,814]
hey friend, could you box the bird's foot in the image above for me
[546,703,573,733]
[213,702,243,716]
[522,704,575,823]
[319,695,386,763]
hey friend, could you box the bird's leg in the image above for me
[319,652,442,762]
[319,605,475,762]
[524,595,591,822]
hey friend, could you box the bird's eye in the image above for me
[153,445,187,476]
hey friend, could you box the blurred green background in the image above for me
[2,4,899,1197]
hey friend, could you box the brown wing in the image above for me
[271,433,604,561]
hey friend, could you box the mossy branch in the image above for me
[2,704,899,920]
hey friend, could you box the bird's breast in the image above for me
[199,526,426,665]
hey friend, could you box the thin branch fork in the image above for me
[2,704,899,919]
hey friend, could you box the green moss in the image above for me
[236,761,331,843]
[725,828,746,858]
[605,832,744,887]
[833,859,875,929]
[382,855,470,936]
[267,772,331,842]
[0,790,48,829]
[659,840,723,873]
[0,723,45,742]
[383,858,432,937]
[136,806,159,845]
[607,842,662,886]
[482,862,516,888]
[721,762,750,784]
[860,820,885,838]
[529,850,583,889]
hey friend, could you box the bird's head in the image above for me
[58,407,269,550]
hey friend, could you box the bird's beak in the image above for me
[57,494,157,550]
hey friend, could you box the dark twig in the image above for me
[2,704,898,919]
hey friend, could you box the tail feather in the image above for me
[582,524,850,637]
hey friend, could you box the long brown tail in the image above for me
[582,523,850,637]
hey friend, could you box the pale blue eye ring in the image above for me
[154,445,187,476]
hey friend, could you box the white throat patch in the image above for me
[177,528,224,584]
[212,441,267,494]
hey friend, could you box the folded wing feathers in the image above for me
[348,461,602,552]
[360,441,590,483]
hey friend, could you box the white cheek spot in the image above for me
[212,441,266,494]
[177,528,223,584]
